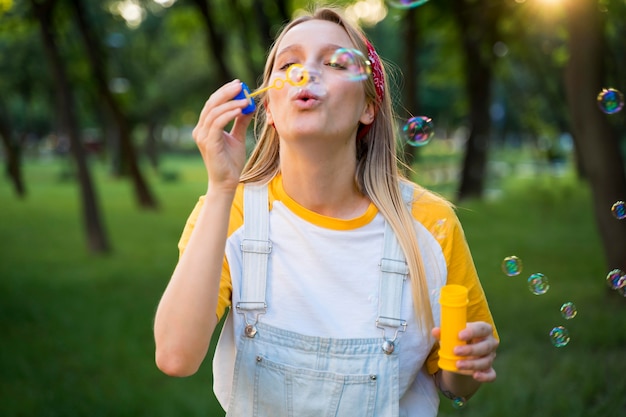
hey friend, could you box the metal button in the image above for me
[245,324,257,338]
[382,340,394,355]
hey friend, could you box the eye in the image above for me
[327,61,347,70]
[278,62,297,71]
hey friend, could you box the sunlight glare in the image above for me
[346,0,387,27]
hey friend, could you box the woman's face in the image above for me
[265,19,374,144]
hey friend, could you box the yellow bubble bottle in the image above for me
[438,284,471,374]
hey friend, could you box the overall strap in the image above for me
[237,183,271,337]
[377,182,415,354]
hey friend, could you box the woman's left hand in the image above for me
[432,321,498,382]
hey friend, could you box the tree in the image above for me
[70,0,158,209]
[563,0,626,272]
[30,0,111,253]
[451,0,503,201]
[0,101,26,197]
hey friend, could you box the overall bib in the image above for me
[222,184,415,417]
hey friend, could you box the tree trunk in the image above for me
[30,0,111,253]
[452,1,495,201]
[189,0,233,85]
[70,0,158,209]
[0,101,26,198]
[564,0,626,272]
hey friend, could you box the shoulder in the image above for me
[402,181,456,224]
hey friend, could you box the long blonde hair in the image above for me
[240,7,438,332]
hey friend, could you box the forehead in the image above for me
[276,19,355,53]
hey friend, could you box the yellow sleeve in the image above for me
[413,198,498,375]
[176,185,245,321]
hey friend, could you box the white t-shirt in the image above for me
[177,175,497,415]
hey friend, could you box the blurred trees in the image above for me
[564,0,626,271]
[29,0,111,252]
[1,0,625,266]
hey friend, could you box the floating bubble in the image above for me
[452,396,467,409]
[386,0,430,9]
[560,302,577,320]
[611,201,626,220]
[329,48,371,82]
[597,88,624,114]
[606,269,626,290]
[402,116,434,147]
[501,255,523,277]
[549,326,570,347]
[528,273,550,295]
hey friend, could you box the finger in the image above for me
[197,80,246,127]
[454,336,498,357]
[431,327,441,340]
[458,321,493,341]
[457,351,496,372]
[230,111,254,140]
[472,367,497,383]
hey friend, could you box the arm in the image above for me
[153,80,252,377]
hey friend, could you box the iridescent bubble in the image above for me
[329,48,371,82]
[549,326,570,347]
[606,269,625,290]
[501,255,523,277]
[386,0,430,9]
[560,302,577,320]
[452,396,467,409]
[611,201,626,220]
[597,88,624,114]
[402,116,434,147]
[528,273,550,295]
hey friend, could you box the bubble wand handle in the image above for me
[438,284,472,375]
[234,65,309,114]
[247,65,309,98]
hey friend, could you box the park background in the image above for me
[1,0,625,416]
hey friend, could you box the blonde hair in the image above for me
[240,7,441,332]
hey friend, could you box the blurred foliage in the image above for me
[1,0,623,152]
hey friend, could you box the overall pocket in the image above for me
[254,354,378,417]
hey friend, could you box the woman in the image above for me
[154,7,499,417]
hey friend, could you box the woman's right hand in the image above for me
[192,80,254,192]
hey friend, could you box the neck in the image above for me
[279,138,368,219]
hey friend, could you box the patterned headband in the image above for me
[357,39,384,140]
[365,39,384,103]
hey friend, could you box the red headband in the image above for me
[366,39,384,103]
[357,39,384,141]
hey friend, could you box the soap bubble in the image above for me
[549,326,570,347]
[611,201,626,220]
[606,269,626,290]
[386,0,430,9]
[329,48,371,82]
[528,273,550,295]
[452,396,467,409]
[501,256,523,277]
[402,116,434,147]
[560,302,577,320]
[597,88,624,114]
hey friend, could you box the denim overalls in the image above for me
[216,183,425,417]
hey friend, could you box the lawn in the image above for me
[1,153,624,416]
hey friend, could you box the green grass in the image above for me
[1,154,625,416]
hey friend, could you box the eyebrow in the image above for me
[275,43,347,61]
